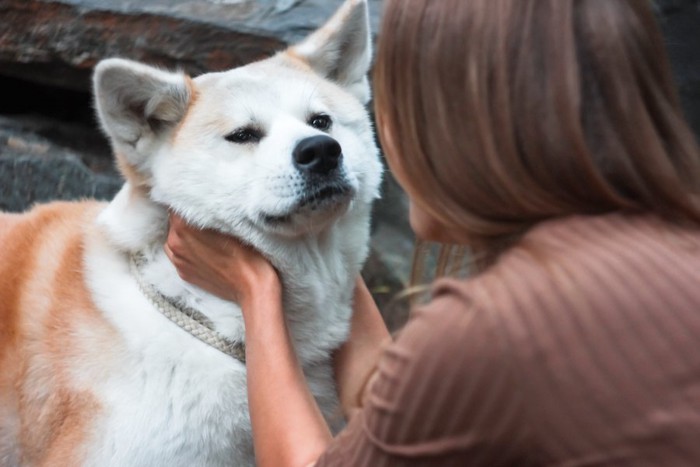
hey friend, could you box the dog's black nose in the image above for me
[293,136,342,175]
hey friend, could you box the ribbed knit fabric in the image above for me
[316,213,700,466]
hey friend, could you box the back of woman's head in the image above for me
[375,0,700,258]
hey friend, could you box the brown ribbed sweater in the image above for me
[316,213,700,466]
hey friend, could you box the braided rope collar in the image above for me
[129,253,246,363]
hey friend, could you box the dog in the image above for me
[0,0,382,464]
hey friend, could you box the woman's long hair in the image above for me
[374,0,700,279]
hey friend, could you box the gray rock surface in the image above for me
[0,115,121,212]
[656,0,700,137]
[0,0,383,91]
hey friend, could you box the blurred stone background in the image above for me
[0,0,699,330]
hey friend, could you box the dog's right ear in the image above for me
[94,58,191,176]
[289,0,372,104]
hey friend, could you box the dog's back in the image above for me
[0,202,115,466]
[0,212,20,242]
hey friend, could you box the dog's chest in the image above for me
[82,239,349,466]
[85,310,342,467]
[86,346,253,467]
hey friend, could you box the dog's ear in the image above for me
[290,0,372,104]
[93,58,192,176]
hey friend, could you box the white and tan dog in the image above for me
[0,0,382,465]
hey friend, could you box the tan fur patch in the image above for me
[0,208,61,362]
[283,49,314,70]
[0,212,20,241]
[171,75,199,144]
[0,202,112,465]
[0,211,35,465]
[116,153,149,188]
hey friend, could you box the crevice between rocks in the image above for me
[0,73,123,213]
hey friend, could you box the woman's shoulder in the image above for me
[405,211,700,409]
[455,212,700,317]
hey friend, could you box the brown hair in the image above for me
[374,0,700,276]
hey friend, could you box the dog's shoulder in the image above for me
[0,199,108,357]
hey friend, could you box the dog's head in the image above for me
[94,0,381,241]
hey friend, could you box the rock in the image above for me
[0,115,122,212]
[0,154,121,212]
[362,246,410,332]
[655,0,700,138]
[0,0,383,92]
[370,172,414,284]
[654,0,697,15]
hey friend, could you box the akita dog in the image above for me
[0,0,382,465]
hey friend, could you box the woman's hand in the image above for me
[164,213,281,312]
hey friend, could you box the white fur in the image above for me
[77,0,381,465]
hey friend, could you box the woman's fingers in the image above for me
[163,213,280,307]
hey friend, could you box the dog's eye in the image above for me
[225,128,263,144]
[309,114,332,132]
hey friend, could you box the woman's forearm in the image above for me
[334,278,391,417]
[242,283,332,467]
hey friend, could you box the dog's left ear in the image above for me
[94,58,192,178]
[289,0,372,104]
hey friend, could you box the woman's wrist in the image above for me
[239,268,283,326]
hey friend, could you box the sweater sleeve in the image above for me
[315,280,533,466]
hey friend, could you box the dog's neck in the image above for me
[97,183,170,253]
[96,183,363,356]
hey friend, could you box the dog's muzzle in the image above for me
[261,136,354,226]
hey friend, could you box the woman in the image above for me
[165,0,700,465]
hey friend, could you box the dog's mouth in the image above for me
[262,183,354,225]
[298,184,351,208]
